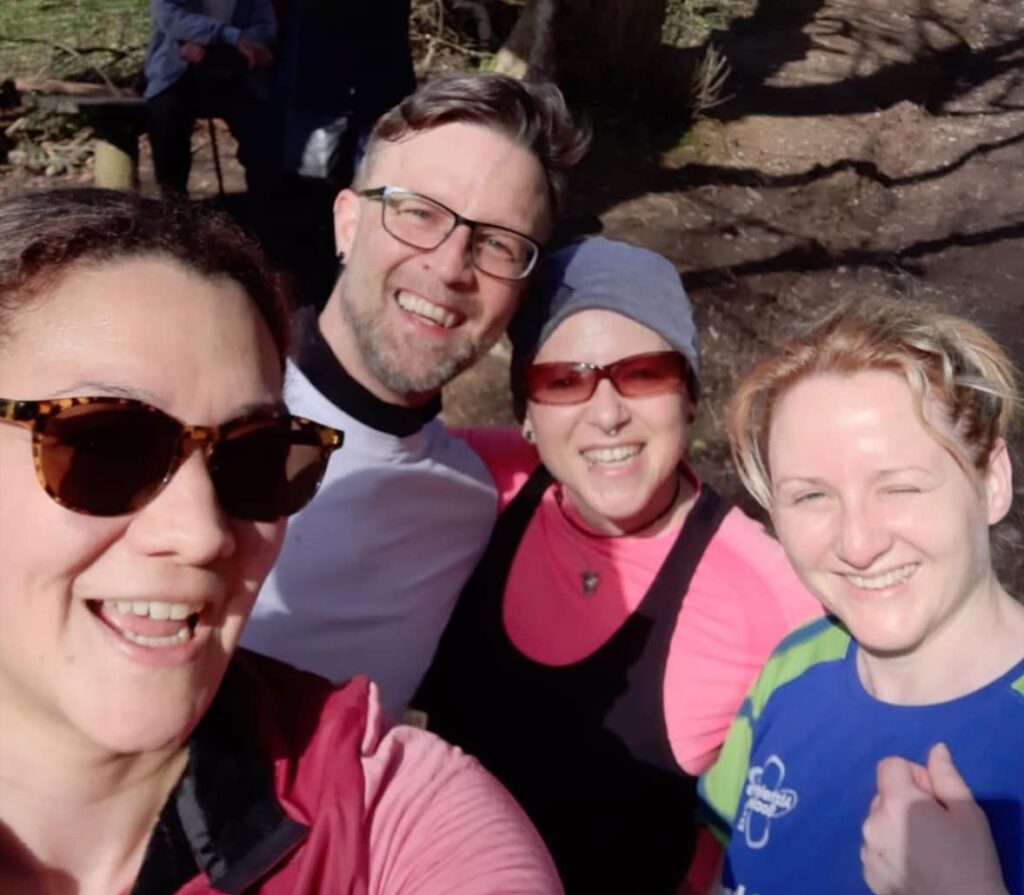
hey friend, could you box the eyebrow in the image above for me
[49,383,285,419]
[773,467,935,488]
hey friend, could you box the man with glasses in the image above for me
[242,73,588,719]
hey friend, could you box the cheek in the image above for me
[528,407,579,466]
[0,463,121,598]
[772,509,833,569]
[233,519,286,594]
[646,398,690,454]
[479,283,523,330]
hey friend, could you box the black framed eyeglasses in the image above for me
[358,186,541,281]
[0,396,343,521]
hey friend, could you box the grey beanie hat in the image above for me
[509,236,700,419]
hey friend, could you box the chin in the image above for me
[66,680,215,756]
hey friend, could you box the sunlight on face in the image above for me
[329,122,552,401]
[767,370,1007,659]
[526,309,691,535]
[0,257,285,757]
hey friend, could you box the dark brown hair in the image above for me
[0,188,291,369]
[355,73,590,215]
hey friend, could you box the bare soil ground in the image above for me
[2,0,1021,588]
[445,0,1024,590]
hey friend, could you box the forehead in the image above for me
[768,371,956,475]
[363,121,551,236]
[0,256,281,417]
[537,309,670,363]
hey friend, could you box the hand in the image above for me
[236,35,273,70]
[860,743,1008,895]
[177,41,207,65]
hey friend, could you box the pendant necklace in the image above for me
[554,474,684,596]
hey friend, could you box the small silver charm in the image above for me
[581,570,600,595]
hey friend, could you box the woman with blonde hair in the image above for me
[700,298,1023,894]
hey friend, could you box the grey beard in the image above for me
[339,291,483,400]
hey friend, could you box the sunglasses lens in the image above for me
[210,419,332,521]
[525,363,594,405]
[39,403,179,516]
[613,353,686,397]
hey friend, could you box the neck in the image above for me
[0,701,187,895]
[318,285,437,410]
[856,575,1024,705]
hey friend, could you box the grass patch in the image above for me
[0,0,149,84]
[662,0,757,48]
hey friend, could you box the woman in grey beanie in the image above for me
[414,236,821,894]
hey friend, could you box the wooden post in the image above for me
[93,138,136,190]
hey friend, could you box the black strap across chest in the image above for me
[415,465,731,894]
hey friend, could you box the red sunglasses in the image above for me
[525,351,689,406]
[0,396,343,521]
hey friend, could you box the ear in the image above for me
[522,419,536,443]
[333,188,361,260]
[983,438,1013,525]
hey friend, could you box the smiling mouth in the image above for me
[844,563,919,590]
[395,291,460,329]
[90,599,205,648]
[581,444,642,467]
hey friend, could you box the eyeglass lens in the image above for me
[526,352,686,405]
[380,190,536,279]
[36,402,334,520]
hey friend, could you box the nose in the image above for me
[129,452,237,565]
[835,497,892,570]
[585,377,632,435]
[426,224,475,285]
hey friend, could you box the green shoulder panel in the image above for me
[746,617,850,720]
[1012,667,1024,701]
[698,617,850,839]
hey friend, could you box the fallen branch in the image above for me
[14,77,133,98]
[0,36,125,92]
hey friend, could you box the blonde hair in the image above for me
[728,297,1021,508]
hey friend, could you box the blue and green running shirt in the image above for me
[699,617,1024,895]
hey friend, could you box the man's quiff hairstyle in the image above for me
[354,73,590,215]
[729,297,1021,508]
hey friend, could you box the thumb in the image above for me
[926,742,974,807]
[876,755,922,798]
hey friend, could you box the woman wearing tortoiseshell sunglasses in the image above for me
[0,189,560,895]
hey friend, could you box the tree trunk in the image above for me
[494,0,670,105]
[492,0,557,81]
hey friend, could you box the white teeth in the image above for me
[581,445,641,465]
[169,603,191,621]
[102,600,203,620]
[846,564,919,590]
[396,291,458,328]
[149,602,171,621]
[120,627,191,647]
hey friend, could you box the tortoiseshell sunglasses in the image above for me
[0,396,343,521]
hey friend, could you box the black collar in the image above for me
[130,657,308,895]
[292,305,442,438]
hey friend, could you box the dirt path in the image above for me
[446,0,1024,588]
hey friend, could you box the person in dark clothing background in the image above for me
[144,0,278,198]
[266,0,417,308]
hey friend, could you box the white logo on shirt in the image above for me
[736,754,798,849]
